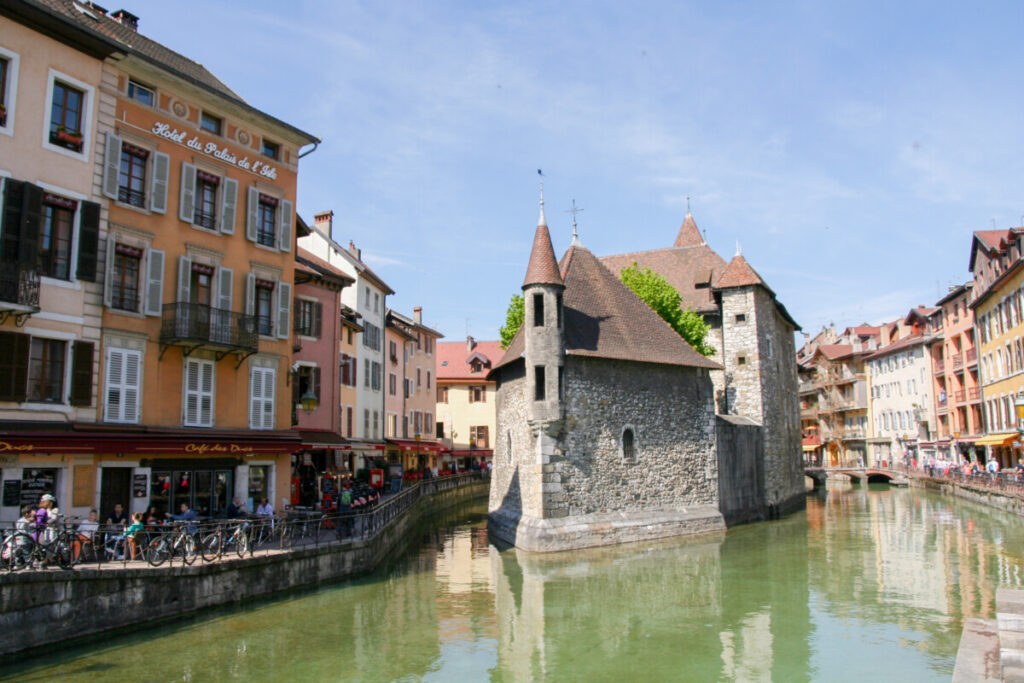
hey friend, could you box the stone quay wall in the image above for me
[0,479,488,658]
[910,474,1024,517]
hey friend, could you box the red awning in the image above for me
[386,439,445,453]
[296,430,348,448]
[447,449,493,457]
[0,430,301,456]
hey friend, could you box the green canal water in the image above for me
[5,484,1024,682]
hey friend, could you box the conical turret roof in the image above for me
[522,216,564,288]
[715,253,768,290]
[673,213,704,247]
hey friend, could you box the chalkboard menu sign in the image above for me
[2,480,20,507]
[133,473,148,498]
[20,469,56,507]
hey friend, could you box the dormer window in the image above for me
[471,361,482,373]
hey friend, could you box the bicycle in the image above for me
[199,520,250,561]
[146,522,198,567]
[1,524,74,571]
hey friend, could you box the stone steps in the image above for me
[953,589,1024,681]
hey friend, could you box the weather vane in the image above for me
[565,199,584,244]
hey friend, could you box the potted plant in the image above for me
[54,124,83,147]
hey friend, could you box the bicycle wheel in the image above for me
[1,533,33,572]
[279,523,293,550]
[54,539,74,569]
[147,538,169,567]
[200,532,221,562]
[180,533,197,565]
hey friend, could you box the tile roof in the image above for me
[715,254,769,290]
[523,223,564,288]
[437,340,504,380]
[674,213,704,247]
[599,242,727,314]
[863,333,930,360]
[26,0,317,143]
[496,245,720,372]
[296,247,354,284]
[817,344,854,360]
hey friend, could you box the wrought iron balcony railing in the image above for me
[160,302,257,354]
[0,261,40,311]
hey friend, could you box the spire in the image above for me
[538,169,546,227]
[735,240,742,257]
[566,199,584,247]
[674,212,704,247]
[523,201,564,291]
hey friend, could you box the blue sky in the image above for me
[138,1,1024,342]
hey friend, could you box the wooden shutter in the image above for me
[220,177,237,234]
[76,201,100,282]
[313,302,322,338]
[278,199,293,252]
[0,331,29,402]
[217,267,233,311]
[104,347,141,423]
[102,132,121,199]
[69,340,94,406]
[245,186,259,242]
[249,366,275,430]
[103,237,116,308]
[1,179,24,262]
[199,360,214,426]
[276,281,292,339]
[122,350,140,423]
[183,359,199,425]
[178,162,196,223]
[184,359,214,427]
[177,255,191,303]
[312,366,321,400]
[245,272,256,316]
[145,249,165,316]
[150,152,169,214]
[72,465,95,508]
[19,182,42,267]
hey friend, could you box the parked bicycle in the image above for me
[1,522,74,572]
[145,521,198,567]
[199,519,250,561]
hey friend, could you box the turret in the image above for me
[522,189,565,425]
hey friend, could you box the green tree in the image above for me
[499,294,525,349]
[619,263,715,356]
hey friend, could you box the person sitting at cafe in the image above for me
[122,512,145,561]
[107,503,128,528]
[225,497,246,519]
[256,498,274,518]
[74,509,100,561]
[165,502,199,533]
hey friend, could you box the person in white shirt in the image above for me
[74,509,100,561]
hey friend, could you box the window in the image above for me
[470,425,489,448]
[533,293,544,326]
[374,293,380,313]
[469,385,486,403]
[293,365,320,407]
[127,79,155,106]
[49,81,85,151]
[371,361,382,391]
[389,340,398,361]
[438,386,448,403]
[262,139,279,159]
[257,194,277,247]
[183,359,214,427]
[427,370,431,389]
[0,55,10,128]
[364,359,370,388]
[118,143,148,207]
[622,428,636,461]
[27,338,65,403]
[294,299,321,337]
[373,410,379,438]
[103,347,141,423]
[249,367,275,430]
[346,406,353,438]
[416,368,422,388]
[535,365,546,401]
[388,413,397,437]
[735,314,746,323]
[737,355,747,366]
[256,280,274,336]
[200,112,222,135]
[389,373,397,396]
[110,244,142,311]
[194,171,219,229]
[340,354,356,387]
[363,409,369,436]
[39,195,75,280]
[362,323,381,351]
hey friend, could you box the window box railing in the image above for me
[966,348,977,364]
[969,386,981,401]
[0,262,40,310]
[934,361,945,374]
[160,302,257,353]
[50,126,83,152]
[952,353,963,369]
[118,186,146,208]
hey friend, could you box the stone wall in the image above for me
[0,481,488,658]
[490,361,543,525]
[556,356,718,515]
[716,415,766,524]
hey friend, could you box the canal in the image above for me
[4,483,1024,681]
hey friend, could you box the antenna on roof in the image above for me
[537,169,546,227]
[566,199,584,246]
[686,196,691,214]
[735,240,742,257]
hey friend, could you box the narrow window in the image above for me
[110,244,142,311]
[0,57,9,126]
[28,338,66,403]
[193,171,219,229]
[534,365,546,401]
[261,139,279,159]
[533,293,544,326]
[255,280,274,335]
[49,81,85,151]
[200,111,222,135]
[556,293,563,328]
[622,428,635,461]
[40,197,74,279]
[257,194,278,247]
[118,143,148,207]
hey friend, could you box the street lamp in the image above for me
[299,387,319,413]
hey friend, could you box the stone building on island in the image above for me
[488,200,727,551]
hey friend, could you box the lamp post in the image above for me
[414,432,421,474]
[953,431,961,466]
[300,387,319,414]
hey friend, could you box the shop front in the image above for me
[291,431,349,509]
[386,438,446,476]
[447,448,493,472]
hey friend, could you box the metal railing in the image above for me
[0,472,488,573]
[896,463,1024,496]
[160,302,258,351]
[0,261,40,309]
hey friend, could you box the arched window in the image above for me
[622,427,635,462]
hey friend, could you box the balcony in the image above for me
[969,386,981,401]
[159,302,258,362]
[954,390,966,403]
[952,353,963,369]
[0,261,40,325]
[838,429,866,440]
[966,348,978,366]
[834,399,867,412]
[934,361,945,375]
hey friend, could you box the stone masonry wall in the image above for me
[552,356,719,516]
[490,362,544,523]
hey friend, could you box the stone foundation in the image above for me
[488,505,725,553]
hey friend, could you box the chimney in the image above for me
[413,307,422,324]
[467,335,475,352]
[348,240,361,261]
[111,8,138,30]
[313,210,333,235]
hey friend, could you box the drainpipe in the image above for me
[297,140,320,159]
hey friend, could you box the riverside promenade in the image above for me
[0,472,489,658]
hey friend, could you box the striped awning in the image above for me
[974,433,1018,446]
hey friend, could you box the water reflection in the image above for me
[5,486,1024,682]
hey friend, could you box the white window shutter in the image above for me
[104,348,124,422]
[217,267,233,311]
[150,152,170,214]
[220,177,237,234]
[245,272,256,316]
[145,249,165,316]
[278,199,293,252]
[184,360,199,426]
[249,366,262,429]
[103,237,115,308]
[246,186,259,242]
[123,351,140,423]
[261,368,275,429]
[103,133,121,199]
[179,162,196,223]
[200,361,214,426]
[276,281,292,339]
[177,255,191,303]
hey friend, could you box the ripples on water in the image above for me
[5,485,1024,682]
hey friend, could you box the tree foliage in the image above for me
[499,294,524,349]
[619,263,715,356]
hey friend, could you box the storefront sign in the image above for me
[0,442,35,453]
[184,443,255,455]
[151,122,279,179]
[20,469,55,507]
[2,480,20,507]
[133,473,148,498]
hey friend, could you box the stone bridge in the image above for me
[804,467,901,488]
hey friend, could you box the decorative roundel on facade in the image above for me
[237,129,251,145]
[171,100,188,118]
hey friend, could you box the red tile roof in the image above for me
[496,245,720,372]
[599,243,727,314]
[523,224,564,288]
[817,344,854,360]
[715,254,769,290]
[437,340,504,380]
[863,333,929,360]
[674,213,704,247]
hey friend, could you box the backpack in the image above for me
[340,489,353,506]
